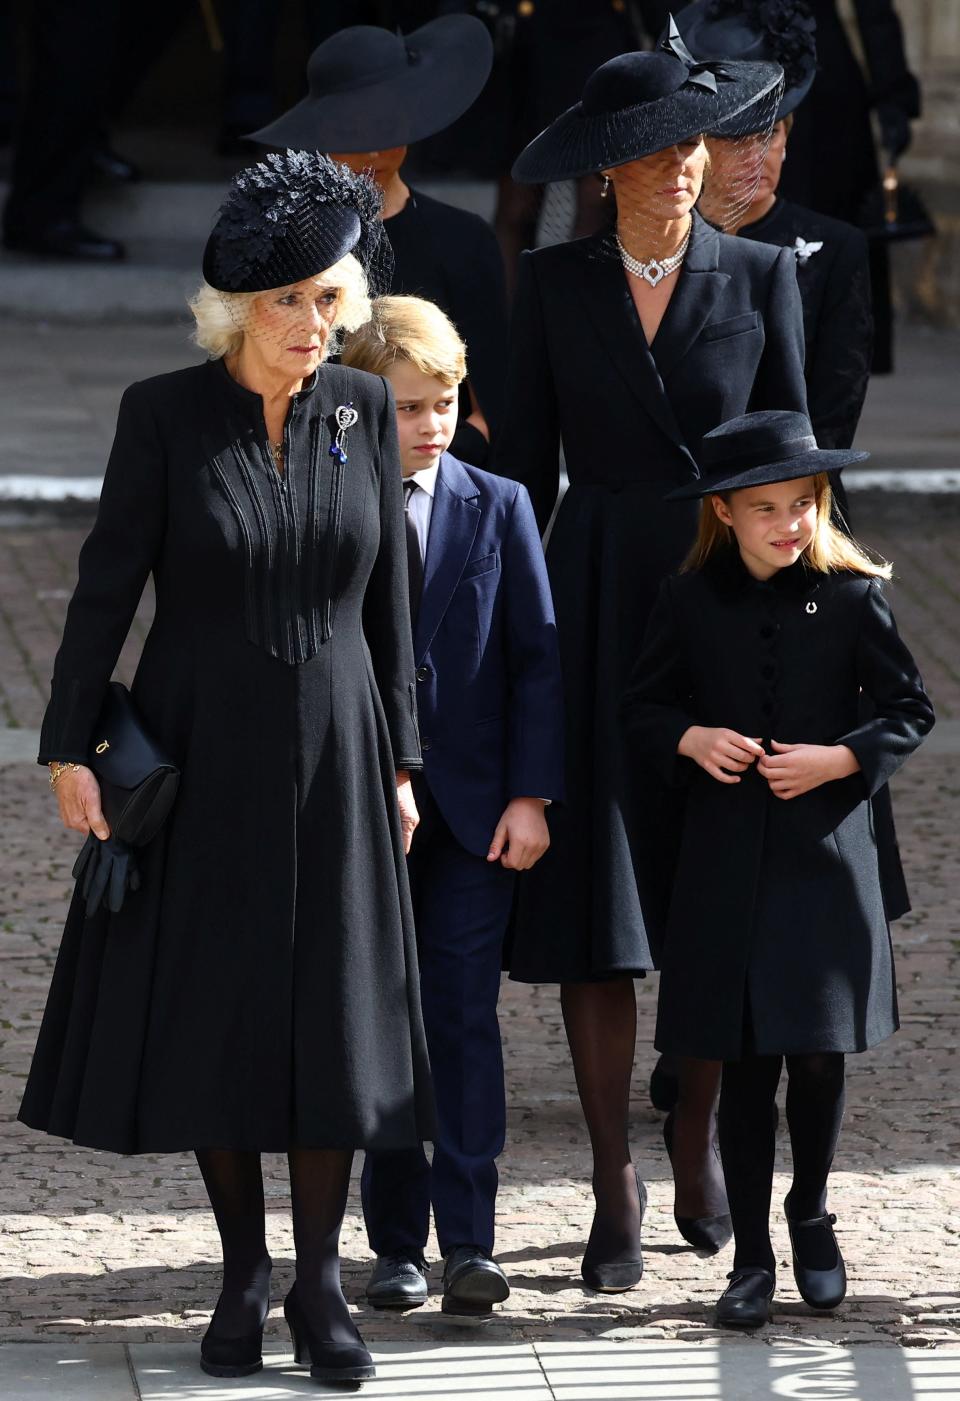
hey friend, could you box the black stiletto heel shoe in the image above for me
[284,1284,376,1383]
[581,1168,647,1293]
[663,1110,732,1254]
[786,1208,847,1310]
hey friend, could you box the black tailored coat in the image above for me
[493,213,808,983]
[19,359,435,1155]
[621,551,934,1060]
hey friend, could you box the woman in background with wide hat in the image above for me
[494,32,808,1290]
[252,15,507,470]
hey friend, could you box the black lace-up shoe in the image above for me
[365,1254,428,1310]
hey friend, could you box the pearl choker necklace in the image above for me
[616,225,692,287]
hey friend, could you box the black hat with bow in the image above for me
[667,410,868,500]
[671,0,818,127]
[511,17,783,185]
[202,150,393,295]
[250,17,493,153]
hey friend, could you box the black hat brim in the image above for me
[672,4,816,129]
[249,17,493,153]
[512,59,782,184]
[667,448,870,501]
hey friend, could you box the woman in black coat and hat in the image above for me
[20,152,433,1386]
[252,16,507,470]
[621,410,934,1325]
[494,35,807,1288]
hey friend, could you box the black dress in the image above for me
[621,551,934,1058]
[19,358,435,1155]
[493,213,808,983]
[386,188,508,465]
[738,198,872,453]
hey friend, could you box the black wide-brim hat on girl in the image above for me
[249,17,494,153]
[511,17,783,184]
[671,0,818,128]
[202,150,393,295]
[667,410,868,499]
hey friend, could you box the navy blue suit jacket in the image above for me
[413,453,564,858]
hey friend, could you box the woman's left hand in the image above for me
[396,770,419,855]
[758,741,859,800]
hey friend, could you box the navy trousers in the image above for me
[362,778,514,1258]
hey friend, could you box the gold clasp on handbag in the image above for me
[95,740,110,754]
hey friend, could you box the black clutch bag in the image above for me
[72,683,179,916]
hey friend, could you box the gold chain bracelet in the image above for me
[48,761,82,791]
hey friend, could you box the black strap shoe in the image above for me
[442,1246,510,1323]
[365,1253,428,1310]
[716,1268,776,1328]
[3,219,125,262]
[786,1210,847,1310]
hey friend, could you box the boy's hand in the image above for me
[678,726,765,784]
[488,797,550,870]
[758,741,860,800]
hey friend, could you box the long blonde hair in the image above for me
[684,472,892,579]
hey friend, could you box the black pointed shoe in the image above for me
[716,1268,776,1329]
[441,1246,510,1323]
[581,1170,647,1293]
[284,1284,375,1383]
[663,1111,733,1255]
[786,1210,847,1310]
[365,1253,428,1310]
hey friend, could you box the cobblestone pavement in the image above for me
[0,498,958,1356]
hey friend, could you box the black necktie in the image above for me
[403,479,424,625]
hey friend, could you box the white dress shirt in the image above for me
[403,462,439,564]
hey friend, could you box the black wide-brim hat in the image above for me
[512,20,782,184]
[250,17,493,153]
[668,410,868,499]
[202,150,391,295]
[672,0,817,129]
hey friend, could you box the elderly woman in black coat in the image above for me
[20,154,433,1386]
[621,411,934,1325]
[495,40,806,1288]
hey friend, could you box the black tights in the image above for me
[718,1052,846,1273]
[196,1147,357,1346]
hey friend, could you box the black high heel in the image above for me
[663,1111,732,1254]
[581,1168,647,1293]
[284,1283,376,1383]
[200,1281,269,1379]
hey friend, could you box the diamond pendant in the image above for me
[642,260,666,288]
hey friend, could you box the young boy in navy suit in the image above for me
[342,297,564,1321]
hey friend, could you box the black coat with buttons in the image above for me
[494,211,808,982]
[621,548,934,1059]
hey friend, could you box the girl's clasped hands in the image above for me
[678,726,859,799]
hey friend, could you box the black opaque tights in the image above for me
[196,1149,271,1340]
[718,1052,846,1273]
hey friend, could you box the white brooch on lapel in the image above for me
[794,237,824,264]
[330,403,358,464]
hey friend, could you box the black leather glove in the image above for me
[73,833,141,916]
[877,102,912,159]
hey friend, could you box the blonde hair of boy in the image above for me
[340,295,467,388]
[685,473,893,580]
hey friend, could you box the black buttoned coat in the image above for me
[621,550,934,1059]
[20,359,435,1155]
[494,212,808,983]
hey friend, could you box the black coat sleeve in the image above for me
[454,216,509,439]
[853,0,920,115]
[806,228,873,451]
[749,247,809,416]
[38,382,167,765]
[493,250,561,534]
[362,376,422,772]
[837,581,935,797]
[620,579,699,788]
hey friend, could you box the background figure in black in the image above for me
[253,16,506,468]
[3,0,125,260]
[774,0,920,373]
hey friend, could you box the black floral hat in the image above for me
[202,150,393,295]
[672,0,817,126]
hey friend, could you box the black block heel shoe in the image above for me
[715,1268,775,1329]
[200,1328,264,1378]
[663,1111,732,1254]
[581,1169,647,1293]
[284,1285,376,1384]
[786,1210,847,1311]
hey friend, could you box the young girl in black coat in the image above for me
[621,410,934,1328]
